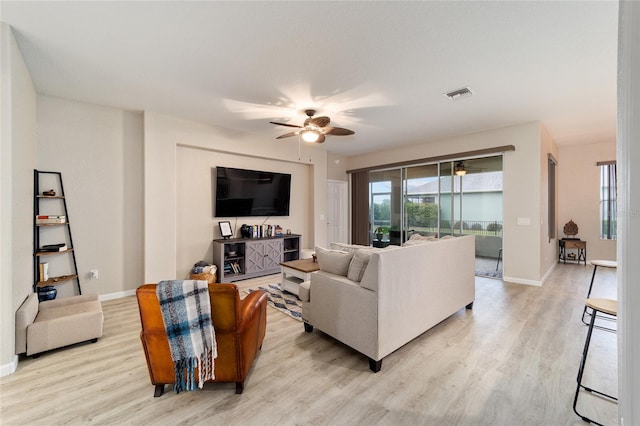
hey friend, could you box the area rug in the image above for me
[475,269,503,279]
[248,284,302,322]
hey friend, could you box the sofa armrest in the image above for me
[238,290,267,334]
[237,289,268,376]
[309,271,378,359]
[298,281,311,302]
[15,293,39,354]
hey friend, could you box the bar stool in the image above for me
[582,260,617,331]
[573,298,618,426]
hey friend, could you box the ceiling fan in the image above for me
[270,109,355,143]
[454,160,494,176]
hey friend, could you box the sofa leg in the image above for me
[31,353,41,359]
[466,301,474,310]
[369,358,382,373]
[304,322,314,333]
[235,382,244,394]
[154,384,165,397]
[90,338,98,343]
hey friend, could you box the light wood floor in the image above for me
[0,264,618,425]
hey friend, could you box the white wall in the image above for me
[176,146,311,279]
[0,23,37,376]
[558,141,617,261]
[36,96,144,298]
[347,121,552,285]
[327,152,348,181]
[144,112,328,284]
[617,1,640,422]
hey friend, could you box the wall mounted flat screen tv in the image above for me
[215,166,291,217]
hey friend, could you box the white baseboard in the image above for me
[99,289,136,301]
[0,354,18,377]
[541,262,557,285]
[502,275,542,287]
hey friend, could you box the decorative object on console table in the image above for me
[33,170,82,295]
[559,219,586,265]
[218,221,233,239]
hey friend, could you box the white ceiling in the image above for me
[1,1,618,156]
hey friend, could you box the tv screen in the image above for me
[215,167,291,217]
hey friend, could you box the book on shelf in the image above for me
[41,243,68,252]
[36,215,66,224]
[39,262,49,282]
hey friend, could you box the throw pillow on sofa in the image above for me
[347,249,374,282]
[315,246,354,276]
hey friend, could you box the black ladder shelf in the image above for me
[33,170,82,295]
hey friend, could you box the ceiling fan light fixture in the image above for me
[454,161,467,176]
[301,129,320,143]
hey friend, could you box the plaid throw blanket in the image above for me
[156,280,217,393]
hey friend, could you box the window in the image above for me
[599,162,617,240]
[548,154,557,240]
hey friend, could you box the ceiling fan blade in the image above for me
[309,116,330,127]
[270,121,302,129]
[324,127,355,136]
[316,134,326,143]
[276,131,299,139]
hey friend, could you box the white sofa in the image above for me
[299,235,475,372]
[15,293,103,357]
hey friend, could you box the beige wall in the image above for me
[175,146,312,279]
[327,152,348,181]
[540,124,559,279]
[36,96,144,298]
[144,112,328,284]
[558,141,617,261]
[347,121,553,285]
[1,23,38,375]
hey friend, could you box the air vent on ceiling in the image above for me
[445,87,474,101]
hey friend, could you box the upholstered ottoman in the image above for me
[15,293,104,356]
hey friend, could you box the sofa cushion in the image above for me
[330,242,370,253]
[347,249,374,282]
[315,246,354,276]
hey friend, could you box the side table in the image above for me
[559,238,587,265]
[280,258,320,297]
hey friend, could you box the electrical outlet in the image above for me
[90,270,99,279]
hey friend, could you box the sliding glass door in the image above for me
[404,164,439,238]
[369,169,402,245]
[368,156,504,276]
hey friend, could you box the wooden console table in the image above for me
[559,238,587,265]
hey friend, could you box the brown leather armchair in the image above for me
[136,283,267,397]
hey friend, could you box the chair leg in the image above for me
[369,358,382,373]
[235,382,244,394]
[582,265,599,325]
[154,384,165,397]
[573,307,616,425]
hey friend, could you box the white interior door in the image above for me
[327,180,348,244]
